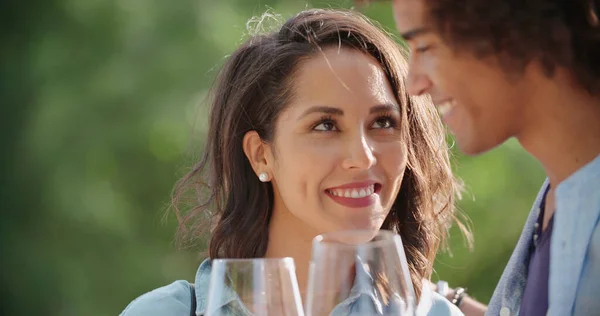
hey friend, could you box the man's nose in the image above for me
[406,59,432,96]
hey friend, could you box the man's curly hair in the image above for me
[427,0,600,94]
[359,0,600,94]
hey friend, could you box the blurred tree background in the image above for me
[0,0,545,315]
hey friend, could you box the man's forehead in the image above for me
[392,0,427,34]
[354,0,430,39]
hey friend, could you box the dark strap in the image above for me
[189,282,198,316]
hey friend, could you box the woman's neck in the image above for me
[264,206,316,300]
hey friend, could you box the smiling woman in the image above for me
[259,46,408,235]
[120,8,469,316]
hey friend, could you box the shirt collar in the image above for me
[550,153,600,314]
[194,256,416,315]
[194,258,382,315]
[194,259,211,315]
[328,256,381,314]
[194,259,244,315]
[194,259,271,316]
[556,153,600,196]
[327,255,409,315]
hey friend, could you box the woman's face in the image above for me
[266,47,408,235]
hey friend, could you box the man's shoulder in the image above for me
[487,179,549,315]
[120,280,194,316]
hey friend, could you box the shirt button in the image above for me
[500,307,511,316]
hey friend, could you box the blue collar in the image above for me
[194,259,253,315]
[193,257,409,315]
[550,153,600,314]
[194,259,212,315]
[329,255,408,315]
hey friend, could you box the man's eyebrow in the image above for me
[400,27,430,41]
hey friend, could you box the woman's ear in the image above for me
[242,130,272,182]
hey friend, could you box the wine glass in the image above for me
[305,230,416,316]
[205,257,305,316]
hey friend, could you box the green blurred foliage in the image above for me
[1,0,545,315]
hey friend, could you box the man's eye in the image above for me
[415,45,430,53]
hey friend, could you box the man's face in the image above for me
[392,0,533,155]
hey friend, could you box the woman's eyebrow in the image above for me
[370,103,400,113]
[298,106,344,121]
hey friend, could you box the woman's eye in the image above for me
[314,121,337,131]
[372,117,394,129]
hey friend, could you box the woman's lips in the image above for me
[325,182,381,208]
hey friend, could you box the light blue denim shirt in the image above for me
[487,153,600,316]
[121,258,462,316]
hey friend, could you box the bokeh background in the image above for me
[1,0,546,315]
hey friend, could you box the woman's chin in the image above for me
[333,219,384,234]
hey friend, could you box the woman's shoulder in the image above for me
[120,259,212,316]
[427,291,463,316]
[120,280,195,316]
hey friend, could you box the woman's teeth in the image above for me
[327,185,375,198]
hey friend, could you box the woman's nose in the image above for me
[341,133,376,170]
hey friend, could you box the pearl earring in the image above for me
[258,172,269,182]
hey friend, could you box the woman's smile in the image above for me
[325,181,382,208]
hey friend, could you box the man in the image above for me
[358,0,600,315]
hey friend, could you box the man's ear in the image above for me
[242,130,272,182]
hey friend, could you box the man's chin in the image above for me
[454,134,507,156]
